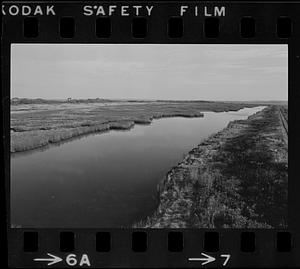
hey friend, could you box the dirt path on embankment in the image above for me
[135,106,288,228]
[279,107,288,145]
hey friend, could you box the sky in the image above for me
[11,44,288,101]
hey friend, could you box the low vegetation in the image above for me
[11,100,259,153]
[135,106,288,228]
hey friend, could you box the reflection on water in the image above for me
[11,107,265,228]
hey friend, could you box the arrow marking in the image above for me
[188,252,216,265]
[34,253,63,266]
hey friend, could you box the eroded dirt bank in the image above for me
[135,106,288,228]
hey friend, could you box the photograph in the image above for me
[10,44,288,228]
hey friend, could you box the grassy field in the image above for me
[135,105,288,228]
[11,99,260,153]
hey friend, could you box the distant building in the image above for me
[67,98,72,102]
[11,97,20,101]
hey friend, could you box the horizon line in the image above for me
[10,97,288,102]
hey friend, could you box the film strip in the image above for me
[2,0,300,268]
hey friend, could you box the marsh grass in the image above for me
[11,101,259,153]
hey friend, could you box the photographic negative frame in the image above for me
[2,0,300,268]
